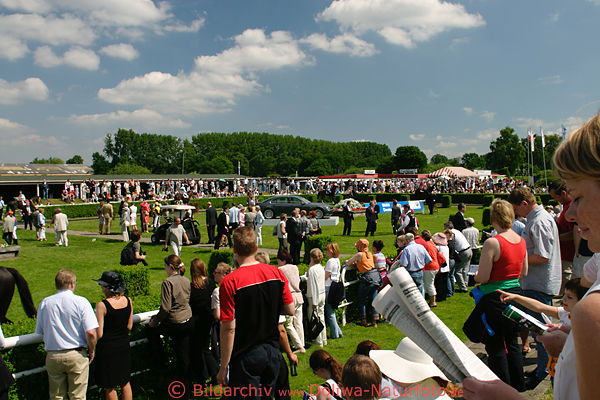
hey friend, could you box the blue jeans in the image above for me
[409,270,424,297]
[357,279,379,318]
[447,259,456,297]
[522,290,553,380]
[325,286,343,338]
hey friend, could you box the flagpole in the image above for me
[527,129,531,185]
[541,127,547,187]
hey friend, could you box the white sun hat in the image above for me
[369,338,449,384]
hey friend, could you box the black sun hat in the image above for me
[93,271,126,293]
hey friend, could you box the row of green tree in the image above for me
[75,126,562,177]
[91,129,395,176]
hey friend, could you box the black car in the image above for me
[257,195,333,219]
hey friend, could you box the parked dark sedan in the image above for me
[257,195,333,219]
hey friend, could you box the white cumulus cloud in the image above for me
[0,77,49,105]
[481,110,495,122]
[538,74,562,85]
[0,36,29,61]
[301,33,377,57]
[409,133,425,141]
[34,46,100,70]
[463,107,473,115]
[98,29,309,115]
[163,17,205,33]
[0,117,58,146]
[68,109,191,129]
[317,0,485,48]
[0,13,96,46]
[100,43,139,61]
[476,128,498,140]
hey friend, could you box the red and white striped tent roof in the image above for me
[428,166,478,178]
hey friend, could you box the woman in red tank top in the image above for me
[472,199,529,392]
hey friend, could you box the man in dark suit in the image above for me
[425,189,436,215]
[365,200,379,236]
[342,200,353,236]
[214,204,231,250]
[390,199,401,234]
[453,203,467,231]
[286,208,303,265]
[206,201,217,244]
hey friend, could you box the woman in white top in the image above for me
[433,232,451,302]
[277,214,288,252]
[129,203,137,231]
[324,242,343,339]
[277,249,305,352]
[120,202,130,242]
[254,206,264,245]
[307,248,327,347]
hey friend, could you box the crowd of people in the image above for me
[4,115,600,400]
[27,173,549,209]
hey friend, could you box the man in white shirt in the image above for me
[164,217,190,256]
[462,217,480,250]
[228,204,240,230]
[397,233,432,296]
[36,270,98,400]
[444,221,472,293]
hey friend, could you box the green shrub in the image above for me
[208,249,234,277]
[482,195,495,207]
[112,265,150,297]
[303,234,334,264]
[299,194,317,202]
[332,194,344,204]
[397,194,410,202]
[353,193,376,203]
[188,197,240,210]
[440,195,451,208]
[482,207,491,226]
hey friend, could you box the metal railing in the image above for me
[4,271,360,381]
[3,310,158,380]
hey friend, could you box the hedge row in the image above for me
[33,193,555,220]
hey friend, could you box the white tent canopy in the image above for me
[428,166,478,178]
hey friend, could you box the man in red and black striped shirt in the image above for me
[217,226,294,399]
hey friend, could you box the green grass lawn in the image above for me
[3,205,483,399]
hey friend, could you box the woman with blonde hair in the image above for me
[470,198,528,391]
[307,248,327,347]
[324,242,343,339]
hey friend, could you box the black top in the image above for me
[453,212,466,231]
[100,298,131,344]
[391,205,401,221]
[190,278,216,318]
[206,206,218,226]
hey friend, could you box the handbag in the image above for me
[307,310,324,341]
[327,280,345,309]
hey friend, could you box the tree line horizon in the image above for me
[32,127,561,178]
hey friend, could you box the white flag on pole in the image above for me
[529,130,535,152]
[541,128,546,148]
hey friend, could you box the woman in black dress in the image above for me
[94,271,133,400]
[189,258,218,385]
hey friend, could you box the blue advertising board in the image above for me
[363,200,424,213]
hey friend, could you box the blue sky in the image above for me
[1,0,600,164]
